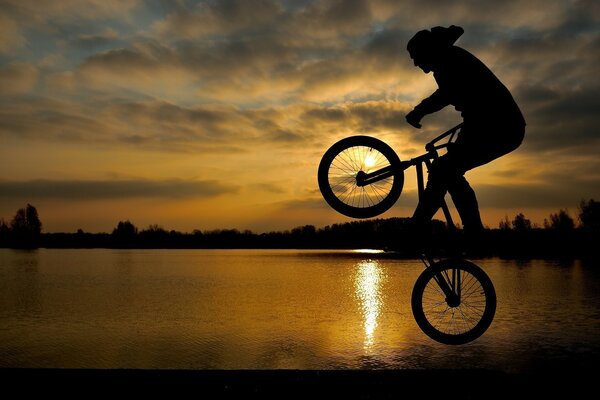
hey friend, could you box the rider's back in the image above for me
[434,46,525,138]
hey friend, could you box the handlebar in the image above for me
[401,123,463,170]
[425,123,463,152]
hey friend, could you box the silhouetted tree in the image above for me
[140,224,167,236]
[544,209,575,231]
[9,204,42,246]
[26,204,42,235]
[499,215,511,230]
[290,225,317,247]
[291,225,316,236]
[112,220,137,246]
[113,220,137,235]
[10,208,27,233]
[0,218,9,243]
[138,224,169,246]
[579,199,600,231]
[512,213,531,231]
[147,224,165,233]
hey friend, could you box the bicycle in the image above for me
[317,123,496,345]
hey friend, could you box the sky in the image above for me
[0,0,599,233]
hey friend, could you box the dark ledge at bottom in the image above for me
[1,368,592,398]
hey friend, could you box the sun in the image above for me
[364,152,377,168]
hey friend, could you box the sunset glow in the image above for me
[1,0,598,233]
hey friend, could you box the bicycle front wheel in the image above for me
[411,259,496,345]
[317,136,404,219]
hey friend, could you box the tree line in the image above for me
[1,200,599,258]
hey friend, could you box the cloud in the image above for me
[0,98,256,153]
[475,149,600,208]
[153,0,283,39]
[57,1,596,154]
[0,95,414,154]
[0,13,26,54]
[373,0,575,33]
[0,62,38,94]
[81,40,175,72]
[522,85,600,153]
[72,27,119,50]
[476,182,594,209]
[77,39,195,97]
[57,1,399,104]
[0,179,238,200]
[153,0,372,41]
[301,101,410,133]
[249,183,287,194]
[1,0,141,23]
[4,3,430,106]
[0,0,140,57]
[0,97,114,143]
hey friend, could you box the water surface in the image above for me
[1,249,598,372]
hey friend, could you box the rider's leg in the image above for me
[447,176,484,233]
[448,130,524,235]
[410,155,460,245]
[446,131,523,252]
[411,187,446,227]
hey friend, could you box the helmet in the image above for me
[407,30,433,59]
[407,25,464,59]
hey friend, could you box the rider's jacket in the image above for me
[414,46,526,147]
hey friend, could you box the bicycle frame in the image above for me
[357,123,465,302]
[357,123,463,229]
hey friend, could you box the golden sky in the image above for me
[1,0,599,233]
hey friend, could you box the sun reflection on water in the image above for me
[352,249,385,254]
[354,260,384,351]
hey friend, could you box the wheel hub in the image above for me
[446,295,461,308]
[356,170,366,187]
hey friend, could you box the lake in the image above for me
[1,248,599,373]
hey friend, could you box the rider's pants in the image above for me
[412,123,524,233]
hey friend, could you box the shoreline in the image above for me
[2,246,598,262]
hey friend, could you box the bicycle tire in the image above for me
[411,258,496,345]
[317,136,404,219]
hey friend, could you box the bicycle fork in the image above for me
[421,255,461,307]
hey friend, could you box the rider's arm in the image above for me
[413,89,450,116]
[406,89,449,128]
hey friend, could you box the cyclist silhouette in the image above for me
[405,25,525,242]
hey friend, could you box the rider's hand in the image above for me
[406,110,423,129]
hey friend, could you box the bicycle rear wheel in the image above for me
[411,258,496,345]
[317,136,404,219]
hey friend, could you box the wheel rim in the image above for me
[412,259,496,345]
